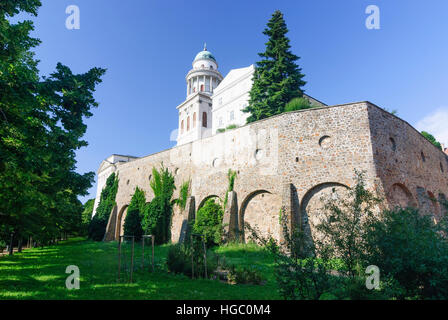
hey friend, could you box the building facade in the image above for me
[93,47,448,243]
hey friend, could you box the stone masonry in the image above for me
[98,102,448,242]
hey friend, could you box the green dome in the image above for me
[194,50,216,62]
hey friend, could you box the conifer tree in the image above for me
[244,10,306,122]
[124,187,145,240]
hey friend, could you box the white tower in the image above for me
[177,44,223,146]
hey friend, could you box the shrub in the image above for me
[285,97,313,112]
[124,187,145,240]
[363,207,448,299]
[217,128,226,133]
[226,265,264,285]
[166,243,217,278]
[226,124,238,130]
[142,165,175,244]
[193,198,224,246]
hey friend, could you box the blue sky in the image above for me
[21,0,448,203]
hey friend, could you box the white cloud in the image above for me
[415,107,448,148]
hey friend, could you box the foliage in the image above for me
[421,131,443,150]
[193,199,224,246]
[166,242,217,278]
[226,264,264,285]
[88,173,119,241]
[226,124,238,130]
[174,180,190,211]
[143,165,175,244]
[223,169,237,210]
[81,199,95,235]
[285,97,314,112]
[315,170,381,279]
[0,0,106,250]
[217,128,226,133]
[243,10,306,123]
[363,207,448,299]
[123,187,146,241]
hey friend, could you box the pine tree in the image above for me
[244,10,306,123]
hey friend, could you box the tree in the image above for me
[142,165,175,244]
[81,199,95,236]
[123,187,145,240]
[0,0,106,252]
[243,10,306,123]
[193,198,224,246]
[421,131,442,150]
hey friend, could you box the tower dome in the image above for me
[186,44,223,98]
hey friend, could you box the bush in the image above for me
[285,97,313,112]
[364,207,448,299]
[193,198,224,246]
[226,265,264,285]
[81,199,95,236]
[142,166,175,244]
[124,187,145,240]
[166,243,217,278]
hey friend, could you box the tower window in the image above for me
[230,111,234,121]
[202,112,207,127]
[187,116,190,131]
[193,112,196,128]
[181,120,184,134]
[210,66,213,70]
[200,84,204,92]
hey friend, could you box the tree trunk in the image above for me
[8,233,14,256]
[18,239,23,253]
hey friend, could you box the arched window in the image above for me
[187,116,190,131]
[202,112,207,127]
[200,84,204,92]
[193,112,196,128]
[181,120,184,134]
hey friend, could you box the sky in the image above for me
[17,0,448,203]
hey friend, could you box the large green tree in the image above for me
[0,0,106,251]
[124,187,145,240]
[243,10,306,123]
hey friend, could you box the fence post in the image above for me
[203,237,207,279]
[151,236,155,272]
[117,236,122,282]
[130,236,135,283]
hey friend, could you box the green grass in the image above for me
[0,238,280,300]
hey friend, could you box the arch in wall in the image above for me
[416,187,440,216]
[239,190,281,243]
[300,182,350,245]
[388,183,417,209]
[115,204,129,240]
[197,195,221,212]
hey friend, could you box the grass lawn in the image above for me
[0,238,281,300]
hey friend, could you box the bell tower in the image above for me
[177,44,223,146]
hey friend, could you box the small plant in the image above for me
[174,180,190,211]
[226,264,264,285]
[217,128,226,133]
[285,97,313,112]
[226,124,238,130]
[166,243,217,278]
